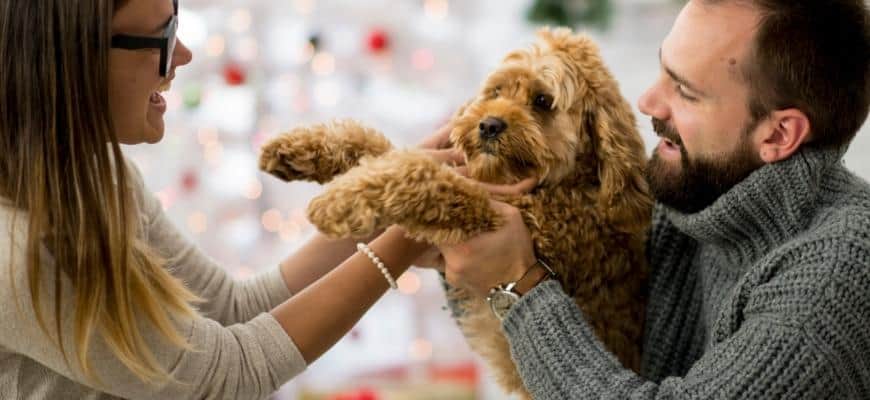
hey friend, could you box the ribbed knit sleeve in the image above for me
[502,280,851,399]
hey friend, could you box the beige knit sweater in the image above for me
[0,160,307,399]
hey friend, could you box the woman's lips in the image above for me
[149,91,167,114]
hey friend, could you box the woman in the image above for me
[0,0,491,398]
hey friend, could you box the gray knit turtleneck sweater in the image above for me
[499,145,870,399]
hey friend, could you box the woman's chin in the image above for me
[142,112,166,143]
[142,128,165,144]
[117,122,165,145]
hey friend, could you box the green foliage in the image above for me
[527,0,613,30]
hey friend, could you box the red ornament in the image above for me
[181,170,199,193]
[330,389,378,400]
[355,388,378,400]
[223,64,246,86]
[366,28,389,53]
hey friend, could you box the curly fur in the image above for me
[259,28,652,399]
[259,120,392,184]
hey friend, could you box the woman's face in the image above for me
[109,0,192,145]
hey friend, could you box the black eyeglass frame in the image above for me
[110,0,179,77]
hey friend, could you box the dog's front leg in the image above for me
[306,149,503,243]
[259,120,392,184]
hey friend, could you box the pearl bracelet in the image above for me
[356,242,398,290]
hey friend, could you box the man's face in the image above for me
[638,0,766,213]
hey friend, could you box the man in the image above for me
[439,0,870,398]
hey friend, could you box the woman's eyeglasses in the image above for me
[110,0,178,77]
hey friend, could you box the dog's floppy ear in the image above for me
[585,96,653,234]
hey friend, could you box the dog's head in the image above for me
[451,28,651,231]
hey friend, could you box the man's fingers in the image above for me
[477,176,538,196]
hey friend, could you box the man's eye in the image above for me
[533,94,553,111]
[675,84,698,102]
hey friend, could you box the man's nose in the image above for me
[638,81,669,120]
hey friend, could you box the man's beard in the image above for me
[643,117,763,214]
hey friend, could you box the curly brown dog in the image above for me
[259,28,652,399]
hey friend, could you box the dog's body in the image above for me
[259,28,652,398]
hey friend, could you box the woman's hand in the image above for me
[476,176,538,197]
[418,122,465,168]
[418,122,453,150]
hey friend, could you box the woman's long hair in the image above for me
[0,0,200,384]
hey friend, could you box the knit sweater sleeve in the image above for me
[127,160,293,325]
[502,280,850,399]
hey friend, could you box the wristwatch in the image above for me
[487,258,557,321]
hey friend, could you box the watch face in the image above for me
[488,290,520,321]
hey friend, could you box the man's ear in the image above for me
[757,108,811,163]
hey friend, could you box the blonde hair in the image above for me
[0,0,201,384]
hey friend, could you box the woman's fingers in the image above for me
[425,148,466,166]
[418,123,454,150]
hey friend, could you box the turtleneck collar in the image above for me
[663,144,848,264]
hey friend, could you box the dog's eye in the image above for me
[533,94,553,111]
[490,86,502,98]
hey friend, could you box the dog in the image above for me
[258,28,652,399]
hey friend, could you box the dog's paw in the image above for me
[258,131,329,184]
[259,120,393,184]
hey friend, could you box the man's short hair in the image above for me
[706,0,869,148]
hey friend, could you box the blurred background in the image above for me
[122,0,870,398]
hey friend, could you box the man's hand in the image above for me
[415,178,537,275]
[410,245,444,272]
[439,200,537,297]
[413,122,538,282]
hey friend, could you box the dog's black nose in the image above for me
[479,117,507,139]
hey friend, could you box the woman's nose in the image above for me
[173,38,193,69]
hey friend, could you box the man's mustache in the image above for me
[652,117,683,146]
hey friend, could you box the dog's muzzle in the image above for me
[479,116,507,140]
